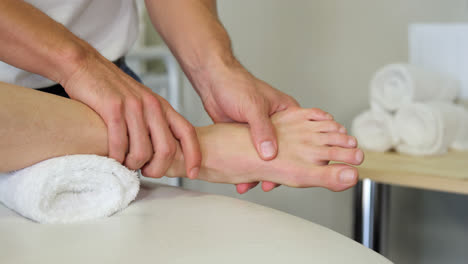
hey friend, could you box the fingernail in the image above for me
[339,169,357,184]
[355,149,364,163]
[349,138,357,147]
[189,167,199,179]
[260,141,275,159]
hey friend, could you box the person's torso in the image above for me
[0,0,139,88]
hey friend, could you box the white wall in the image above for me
[178,1,468,263]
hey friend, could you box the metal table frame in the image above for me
[353,179,391,255]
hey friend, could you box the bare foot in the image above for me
[170,108,363,192]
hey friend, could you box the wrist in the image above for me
[55,38,97,86]
[184,49,241,96]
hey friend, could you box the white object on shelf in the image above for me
[409,23,468,99]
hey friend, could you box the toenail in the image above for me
[326,114,333,120]
[339,127,347,133]
[348,138,356,147]
[339,169,357,184]
[355,149,364,162]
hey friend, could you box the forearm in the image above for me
[145,0,238,95]
[0,0,93,85]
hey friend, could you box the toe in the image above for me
[292,164,358,191]
[312,120,344,133]
[262,181,280,192]
[319,133,357,148]
[318,146,364,165]
[236,182,259,194]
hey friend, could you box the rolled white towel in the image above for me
[451,105,468,151]
[370,64,460,112]
[394,102,460,155]
[0,155,139,223]
[352,110,397,152]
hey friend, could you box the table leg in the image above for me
[353,179,390,254]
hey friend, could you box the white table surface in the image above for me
[0,181,391,264]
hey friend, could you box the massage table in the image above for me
[0,181,392,263]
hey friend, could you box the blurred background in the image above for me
[135,1,468,263]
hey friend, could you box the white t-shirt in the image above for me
[0,0,139,89]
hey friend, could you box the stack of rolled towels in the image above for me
[352,63,468,155]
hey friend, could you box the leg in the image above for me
[1,82,363,191]
[0,82,108,172]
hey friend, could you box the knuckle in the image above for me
[335,134,347,144]
[145,94,162,108]
[321,168,338,190]
[183,123,196,135]
[159,143,176,160]
[126,96,143,112]
[110,136,126,150]
[109,97,124,114]
[326,147,338,158]
[142,165,163,178]
[332,121,341,130]
[125,159,139,170]
[133,149,152,165]
[106,100,125,123]
[327,121,340,131]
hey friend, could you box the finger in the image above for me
[317,133,357,148]
[291,163,359,191]
[105,98,128,164]
[247,108,278,161]
[315,147,364,165]
[123,97,153,170]
[261,181,280,192]
[166,110,202,180]
[236,182,259,194]
[141,98,177,178]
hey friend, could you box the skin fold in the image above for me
[0,82,363,191]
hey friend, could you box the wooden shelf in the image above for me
[358,150,468,195]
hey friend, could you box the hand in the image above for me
[62,51,201,179]
[194,62,333,193]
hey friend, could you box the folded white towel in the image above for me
[394,102,461,155]
[352,110,397,152]
[0,155,139,223]
[370,64,460,112]
[451,105,468,151]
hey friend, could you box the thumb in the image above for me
[248,108,278,161]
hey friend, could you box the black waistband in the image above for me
[36,57,125,98]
